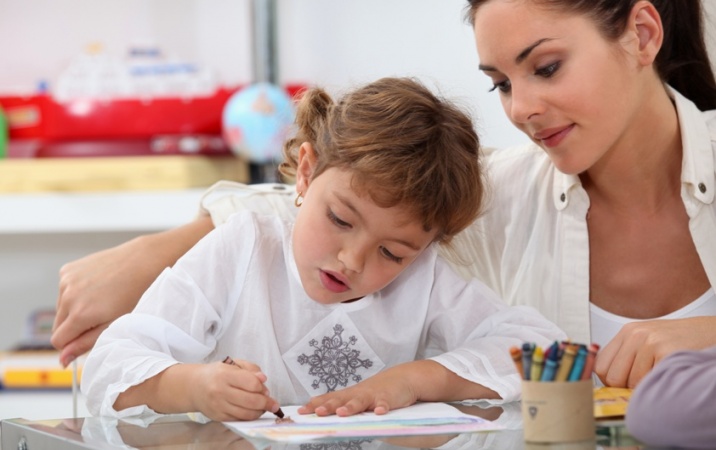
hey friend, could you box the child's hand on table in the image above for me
[298,360,500,417]
[298,362,418,417]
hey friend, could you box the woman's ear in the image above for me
[626,0,663,66]
[295,142,317,194]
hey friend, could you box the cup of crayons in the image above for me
[512,341,600,444]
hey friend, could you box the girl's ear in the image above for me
[625,0,663,66]
[296,142,317,194]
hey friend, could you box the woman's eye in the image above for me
[535,61,560,78]
[380,246,403,264]
[327,210,350,228]
[488,79,511,94]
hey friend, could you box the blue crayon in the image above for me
[568,345,589,381]
[522,342,535,380]
[540,341,561,381]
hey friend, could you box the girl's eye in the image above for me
[380,246,403,264]
[327,209,350,228]
[535,61,560,78]
[488,79,512,94]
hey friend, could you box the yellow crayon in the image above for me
[530,346,544,381]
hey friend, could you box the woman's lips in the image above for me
[319,270,350,293]
[534,124,574,148]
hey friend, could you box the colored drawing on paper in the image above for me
[224,402,503,443]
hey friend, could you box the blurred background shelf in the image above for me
[0,188,207,234]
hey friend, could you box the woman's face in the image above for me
[472,1,646,175]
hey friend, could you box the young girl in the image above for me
[81,77,564,421]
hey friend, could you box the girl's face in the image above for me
[472,1,648,175]
[292,150,436,305]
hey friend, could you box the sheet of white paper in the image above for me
[224,402,503,443]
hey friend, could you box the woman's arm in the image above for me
[51,216,215,366]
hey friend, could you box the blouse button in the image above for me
[560,193,566,202]
[698,183,707,193]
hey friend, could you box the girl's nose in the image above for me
[338,246,365,274]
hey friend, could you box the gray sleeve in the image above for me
[625,346,716,448]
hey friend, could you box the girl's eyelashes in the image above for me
[327,209,351,228]
[380,246,403,264]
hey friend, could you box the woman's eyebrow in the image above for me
[515,38,554,64]
[478,37,555,71]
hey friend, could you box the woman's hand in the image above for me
[595,316,716,388]
[51,217,215,367]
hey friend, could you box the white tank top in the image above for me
[590,288,716,350]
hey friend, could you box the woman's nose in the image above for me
[508,83,543,124]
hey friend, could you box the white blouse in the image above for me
[82,211,565,417]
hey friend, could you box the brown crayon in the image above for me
[580,343,600,380]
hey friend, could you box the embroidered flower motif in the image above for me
[297,324,373,392]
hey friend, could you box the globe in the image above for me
[222,82,295,164]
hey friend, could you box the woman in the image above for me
[52,0,716,390]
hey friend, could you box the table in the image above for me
[0,404,644,450]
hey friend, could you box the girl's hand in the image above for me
[299,364,418,417]
[191,359,282,422]
[115,358,280,422]
[595,317,716,388]
[298,360,497,417]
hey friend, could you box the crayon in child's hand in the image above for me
[223,356,285,419]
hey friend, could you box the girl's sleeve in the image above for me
[626,346,716,448]
[424,257,566,403]
[80,213,257,417]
